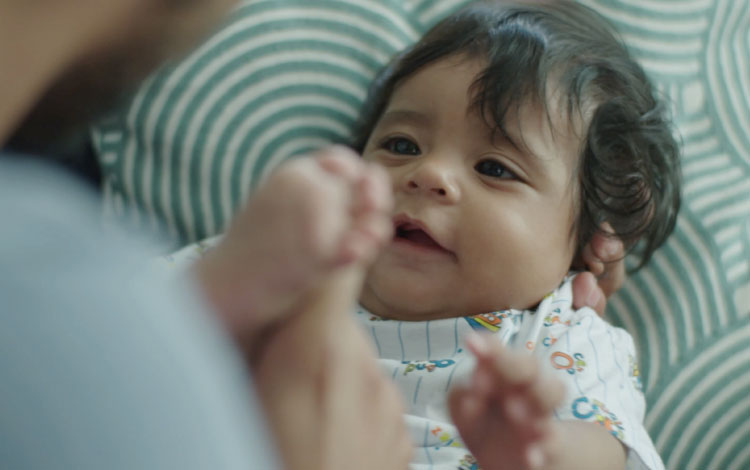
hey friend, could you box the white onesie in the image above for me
[354,276,664,470]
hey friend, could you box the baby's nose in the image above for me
[404,163,459,203]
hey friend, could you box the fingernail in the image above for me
[585,287,602,309]
[605,238,623,258]
[472,369,492,394]
[505,396,529,422]
[466,332,489,357]
[527,444,545,469]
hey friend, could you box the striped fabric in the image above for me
[91,1,750,468]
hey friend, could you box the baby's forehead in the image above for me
[412,54,586,146]
[382,55,590,167]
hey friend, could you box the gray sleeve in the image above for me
[0,160,278,470]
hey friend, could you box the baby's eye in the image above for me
[474,159,517,180]
[382,137,421,156]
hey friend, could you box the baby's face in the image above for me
[360,56,582,321]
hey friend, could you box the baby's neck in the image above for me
[358,294,534,323]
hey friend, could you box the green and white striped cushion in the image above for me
[91,1,750,468]
[590,2,750,468]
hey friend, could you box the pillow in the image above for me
[92,1,750,468]
[93,0,451,244]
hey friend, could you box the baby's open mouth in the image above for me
[394,223,446,251]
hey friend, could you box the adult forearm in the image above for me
[546,421,627,470]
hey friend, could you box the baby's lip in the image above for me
[392,214,453,254]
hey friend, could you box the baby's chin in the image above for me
[359,279,558,321]
[360,301,464,322]
[358,284,459,321]
[358,287,513,322]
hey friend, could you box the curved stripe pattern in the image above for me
[92,1,750,468]
[589,1,750,468]
[95,0,421,243]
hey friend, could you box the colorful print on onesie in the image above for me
[354,275,664,470]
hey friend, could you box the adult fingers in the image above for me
[572,272,606,315]
[587,223,626,298]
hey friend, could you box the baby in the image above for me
[347,2,679,470]
[193,1,680,469]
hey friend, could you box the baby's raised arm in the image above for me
[450,334,626,470]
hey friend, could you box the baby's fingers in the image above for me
[526,371,566,414]
[449,386,484,428]
[466,333,540,387]
[450,382,555,470]
[448,385,491,449]
[316,145,362,178]
[466,333,565,422]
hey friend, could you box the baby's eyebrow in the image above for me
[377,109,433,129]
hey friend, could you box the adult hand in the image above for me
[196,146,406,469]
[252,267,412,470]
[194,146,392,343]
[572,223,626,315]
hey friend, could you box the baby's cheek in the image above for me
[496,236,570,309]
[526,247,571,294]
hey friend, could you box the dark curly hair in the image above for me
[352,0,681,271]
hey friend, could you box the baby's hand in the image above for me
[449,334,566,470]
[195,145,393,340]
